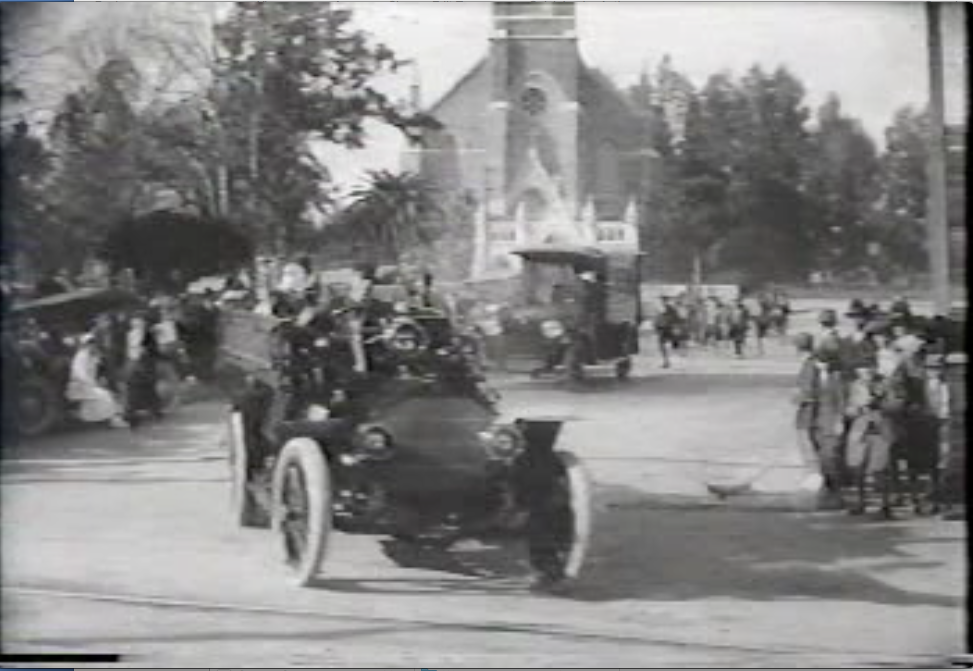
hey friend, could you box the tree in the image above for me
[869,106,930,276]
[209,2,439,253]
[803,94,881,277]
[627,57,697,281]
[1,121,53,271]
[45,55,155,270]
[719,66,814,283]
[341,170,441,264]
[101,211,253,288]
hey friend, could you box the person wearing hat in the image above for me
[843,350,897,516]
[654,296,681,368]
[793,333,820,470]
[66,334,129,429]
[846,299,871,330]
[847,299,882,363]
[124,312,163,425]
[817,307,840,341]
[806,335,848,508]
[727,298,750,358]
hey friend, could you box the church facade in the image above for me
[404,2,652,279]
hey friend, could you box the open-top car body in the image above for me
[7,288,182,438]
[220,286,593,588]
[489,245,643,380]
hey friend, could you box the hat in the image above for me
[890,297,912,315]
[864,318,891,337]
[818,308,838,326]
[846,299,870,318]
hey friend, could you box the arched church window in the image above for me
[521,87,548,117]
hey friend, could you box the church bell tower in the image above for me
[486,2,580,226]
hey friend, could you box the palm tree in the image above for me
[345,170,441,263]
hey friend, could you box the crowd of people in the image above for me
[792,297,958,517]
[652,288,792,367]
[10,288,220,432]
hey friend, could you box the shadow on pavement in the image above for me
[507,372,795,397]
[566,485,963,607]
[314,483,963,609]
[1,397,229,478]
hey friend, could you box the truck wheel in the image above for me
[527,450,593,587]
[272,438,333,587]
[16,376,62,438]
[564,343,585,382]
[615,357,633,381]
[156,361,182,414]
[228,410,269,528]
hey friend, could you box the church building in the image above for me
[404,2,652,279]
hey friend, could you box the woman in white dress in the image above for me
[65,335,128,428]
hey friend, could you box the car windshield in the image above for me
[521,261,578,306]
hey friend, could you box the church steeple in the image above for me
[493,2,576,39]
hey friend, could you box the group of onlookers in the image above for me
[653,289,792,366]
[13,292,220,432]
[792,297,958,517]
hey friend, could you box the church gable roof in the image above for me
[428,57,490,118]
[578,62,639,123]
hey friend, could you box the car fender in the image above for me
[275,418,356,459]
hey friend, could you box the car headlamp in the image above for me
[478,425,525,462]
[541,320,565,339]
[354,425,395,460]
[306,404,331,422]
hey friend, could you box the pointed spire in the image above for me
[470,201,488,280]
[624,198,638,226]
[581,196,596,224]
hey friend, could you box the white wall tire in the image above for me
[228,410,267,528]
[271,438,332,587]
[558,450,593,580]
[527,450,593,585]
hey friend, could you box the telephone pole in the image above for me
[925,2,950,314]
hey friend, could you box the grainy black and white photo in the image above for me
[0,0,968,667]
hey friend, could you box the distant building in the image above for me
[405,1,653,279]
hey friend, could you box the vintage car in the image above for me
[7,288,183,438]
[220,290,593,588]
[483,245,643,380]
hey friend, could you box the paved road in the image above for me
[2,344,965,667]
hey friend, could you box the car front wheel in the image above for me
[526,450,593,587]
[16,375,62,438]
[272,438,333,587]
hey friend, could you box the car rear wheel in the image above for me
[16,375,62,438]
[272,438,333,587]
[228,410,269,528]
[527,450,592,586]
[564,343,585,382]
